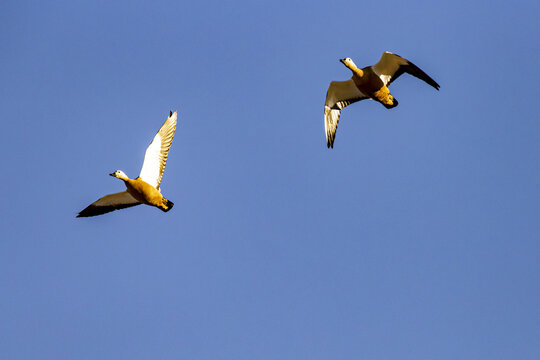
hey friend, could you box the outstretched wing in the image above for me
[77,191,140,217]
[324,79,367,148]
[139,110,177,189]
[372,51,440,90]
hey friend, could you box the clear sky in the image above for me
[1,0,539,359]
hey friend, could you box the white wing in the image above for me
[139,111,177,189]
[324,79,367,148]
[77,191,140,217]
[372,51,440,90]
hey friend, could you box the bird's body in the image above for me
[116,173,173,212]
[324,52,439,148]
[351,66,396,108]
[77,111,177,217]
[124,177,166,208]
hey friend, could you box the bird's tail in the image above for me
[382,97,398,109]
[159,198,174,212]
[373,87,399,109]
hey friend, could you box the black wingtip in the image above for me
[169,110,173,117]
[429,78,441,91]
[76,209,91,218]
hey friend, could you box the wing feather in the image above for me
[139,111,177,189]
[372,52,440,90]
[77,191,140,217]
[324,79,367,148]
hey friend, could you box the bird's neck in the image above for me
[350,66,364,77]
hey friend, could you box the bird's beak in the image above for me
[109,173,115,177]
[339,58,345,64]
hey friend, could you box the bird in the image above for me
[77,110,178,217]
[324,51,439,148]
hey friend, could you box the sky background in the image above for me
[1,0,539,359]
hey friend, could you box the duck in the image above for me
[324,51,439,148]
[77,110,178,217]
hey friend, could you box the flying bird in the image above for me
[77,111,178,217]
[324,52,439,148]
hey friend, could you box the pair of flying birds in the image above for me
[77,51,439,217]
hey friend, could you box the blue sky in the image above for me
[1,0,539,359]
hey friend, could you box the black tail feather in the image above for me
[382,97,398,109]
[160,198,174,212]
